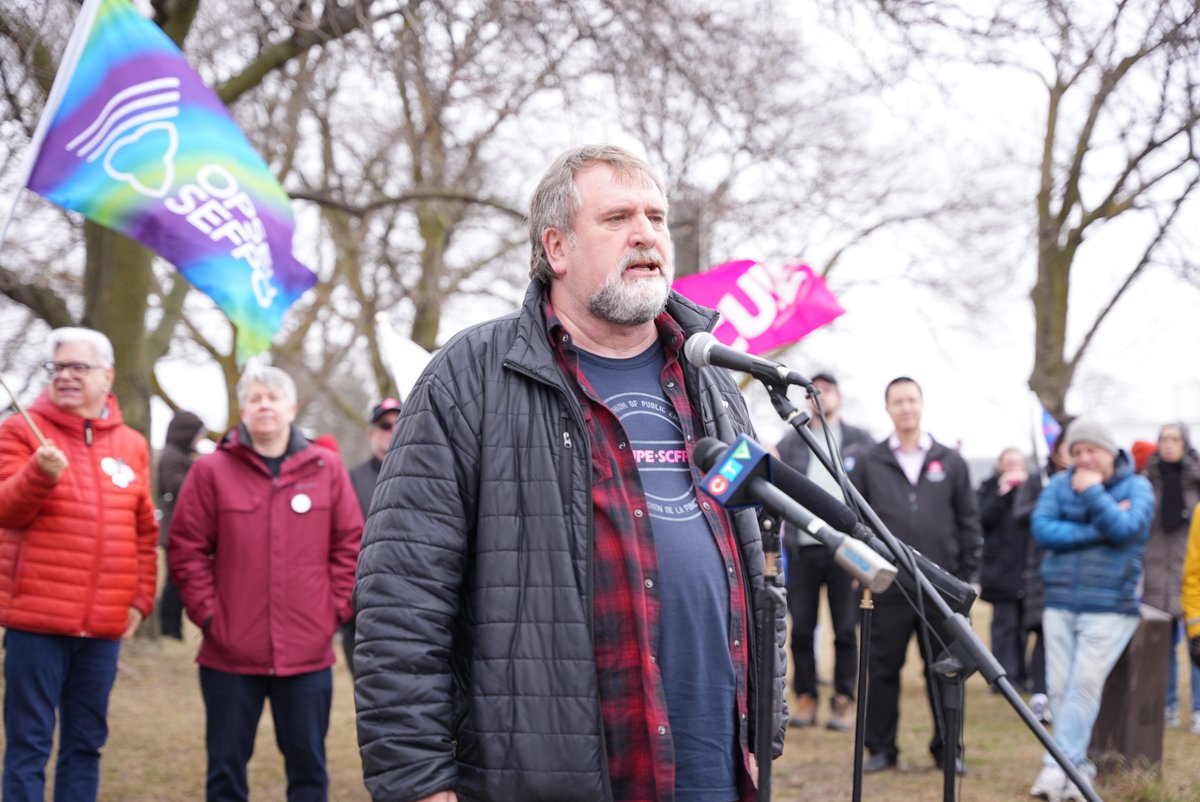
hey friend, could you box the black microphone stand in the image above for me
[758,377,1104,802]
[852,588,873,802]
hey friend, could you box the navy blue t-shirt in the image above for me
[578,342,739,802]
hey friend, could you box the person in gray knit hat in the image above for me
[1028,414,1154,801]
[1062,417,1119,456]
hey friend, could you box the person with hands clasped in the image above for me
[1028,417,1154,802]
[977,447,1034,690]
[0,327,159,802]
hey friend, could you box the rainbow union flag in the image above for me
[19,0,316,362]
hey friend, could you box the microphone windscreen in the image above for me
[693,436,730,472]
[683,333,716,368]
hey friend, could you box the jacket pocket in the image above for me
[559,415,577,509]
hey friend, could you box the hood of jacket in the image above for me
[164,411,205,452]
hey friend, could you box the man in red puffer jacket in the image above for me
[0,327,158,802]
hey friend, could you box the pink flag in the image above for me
[673,261,844,354]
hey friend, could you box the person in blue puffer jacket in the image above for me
[1027,416,1155,802]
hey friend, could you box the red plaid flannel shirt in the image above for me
[545,298,754,802]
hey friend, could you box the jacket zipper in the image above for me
[504,357,610,800]
[83,418,100,637]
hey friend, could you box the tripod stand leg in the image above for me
[935,664,965,802]
[852,589,873,802]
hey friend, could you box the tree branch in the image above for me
[290,188,526,220]
[0,265,76,327]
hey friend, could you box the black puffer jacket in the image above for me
[354,281,787,802]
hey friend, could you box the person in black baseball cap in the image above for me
[776,370,874,733]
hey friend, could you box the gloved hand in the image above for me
[1190,636,1200,670]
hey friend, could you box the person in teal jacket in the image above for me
[1028,416,1155,802]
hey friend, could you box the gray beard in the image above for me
[586,252,673,326]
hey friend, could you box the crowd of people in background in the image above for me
[3,145,1200,802]
[779,375,1200,802]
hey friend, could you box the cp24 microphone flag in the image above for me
[19,0,317,363]
[672,260,844,355]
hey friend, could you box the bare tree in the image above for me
[3,0,992,442]
[0,0,389,434]
[843,0,1200,419]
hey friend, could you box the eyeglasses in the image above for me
[43,362,105,378]
[375,420,396,432]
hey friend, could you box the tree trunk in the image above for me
[82,222,153,437]
[1027,244,1073,422]
[410,204,452,350]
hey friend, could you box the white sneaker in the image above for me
[1059,764,1096,802]
[1191,710,1200,735]
[1030,764,1066,800]
[1031,693,1052,725]
[1165,706,1181,728]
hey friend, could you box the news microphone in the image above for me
[694,436,976,615]
[695,436,897,593]
[684,332,812,387]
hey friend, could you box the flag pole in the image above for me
[0,0,106,258]
[0,373,48,447]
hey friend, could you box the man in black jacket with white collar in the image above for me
[850,376,981,775]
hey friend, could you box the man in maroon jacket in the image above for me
[169,365,362,802]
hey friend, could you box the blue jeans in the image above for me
[199,667,333,802]
[1042,608,1139,768]
[2,629,121,802]
[1167,619,1200,713]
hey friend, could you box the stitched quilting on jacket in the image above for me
[0,390,158,639]
[1033,450,1154,617]
[354,280,787,802]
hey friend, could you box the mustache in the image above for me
[619,249,665,271]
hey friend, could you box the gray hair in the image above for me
[528,144,668,282]
[236,365,297,407]
[48,327,115,367]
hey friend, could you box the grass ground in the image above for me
[3,603,1200,801]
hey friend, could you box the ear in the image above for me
[542,228,570,277]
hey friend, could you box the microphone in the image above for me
[694,436,976,615]
[695,436,897,593]
[684,332,812,387]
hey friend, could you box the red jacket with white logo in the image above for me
[0,391,158,639]
[168,427,362,676]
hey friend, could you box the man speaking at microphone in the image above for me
[354,145,787,802]
[849,376,981,775]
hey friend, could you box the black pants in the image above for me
[1027,624,1046,695]
[159,575,184,639]
[864,598,961,762]
[199,667,332,802]
[989,599,1027,687]
[786,544,858,699]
